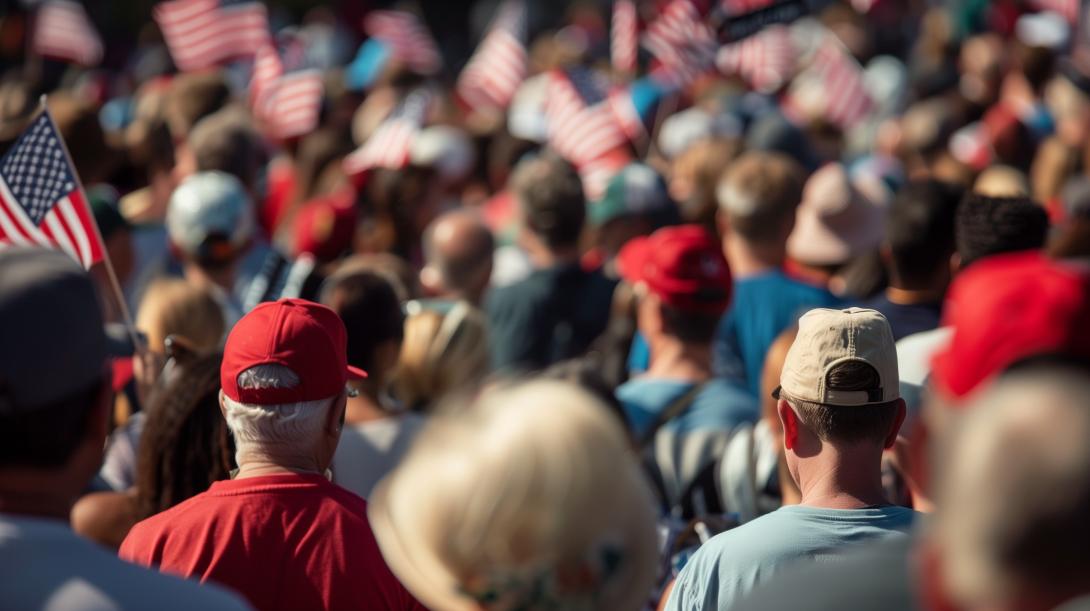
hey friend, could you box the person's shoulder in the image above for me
[111,560,254,611]
[701,378,759,404]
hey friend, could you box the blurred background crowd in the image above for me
[2,0,1090,609]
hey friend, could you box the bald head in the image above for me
[934,366,1090,610]
[421,210,495,304]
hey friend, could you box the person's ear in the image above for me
[879,243,893,267]
[950,252,961,274]
[884,399,908,450]
[327,392,348,436]
[420,264,443,296]
[219,390,228,420]
[716,209,730,239]
[777,400,799,451]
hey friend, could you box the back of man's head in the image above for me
[421,210,495,302]
[188,107,263,190]
[220,299,364,467]
[0,248,107,470]
[511,153,586,251]
[778,308,904,447]
[321,269,405,377]
[885,180,963,289]
[934,366,1090,610]
[163,72,231,141]
[956,193,1049,267]
[716,151,805,243]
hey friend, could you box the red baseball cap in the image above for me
[221,298,367,404]
[618,224,732,313]
[931,252,1090,401]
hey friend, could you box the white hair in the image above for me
[221,364,336,466]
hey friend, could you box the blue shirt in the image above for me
[713,271,838,398]
[616,378,758,439]
[616,378,758,514]
[666,504,918,611]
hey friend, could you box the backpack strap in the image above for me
[637,382,707,449]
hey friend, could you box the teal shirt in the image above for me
[666,504,918,611]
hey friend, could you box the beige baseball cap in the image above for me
[779,307,900,407]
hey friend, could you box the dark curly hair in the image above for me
[134,353,235,519]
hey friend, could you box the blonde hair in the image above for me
[369,380,659,611]
[394,302,489,411]
[136,279,225,353]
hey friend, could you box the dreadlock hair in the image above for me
[956,193,1049,267]
[134,352,235,520]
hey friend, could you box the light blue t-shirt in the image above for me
[666,504,918,611]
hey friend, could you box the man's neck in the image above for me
[530,247,579,270]
[645,338,713,382]
[885,286,944,306]
[233,459,325,480]
[725,235,784,278]
[795,446,890,509]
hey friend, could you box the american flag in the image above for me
[32,0,103,67]
[611,0,639,74]
[1029,0,1079,24]
[642,0,717,88]
[251,38,324,139]
[343,90,432,175]
[544,68,629,166]
[457,0,527,113]
[807,34,875,129]
[0,111,104,269]
[717,24,795,93]
[154,0,269,72]
[364,10,442,75]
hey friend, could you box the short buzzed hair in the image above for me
[189,107,262,189]
[781,361,902,444]
[717,152,805,242]
[936,366,1090,607]
[511,153,585,250]
[955,194,1048,267]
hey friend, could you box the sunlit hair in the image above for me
[136,278,225,354]
[369,380,658,611]
[393,301,489,411]
[220,364,334,466]
[934,367,1090,609]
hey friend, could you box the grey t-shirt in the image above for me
[0,513,251,611]
[666,504,918,611]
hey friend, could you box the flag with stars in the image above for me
[0,111,104,269]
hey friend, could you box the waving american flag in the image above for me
[154,0,269,71]
[0,111,104,269]
[32,0,103,66]
[251,37,324,139]
[457,0,527,113]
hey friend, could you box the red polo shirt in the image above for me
[119,473,424,611]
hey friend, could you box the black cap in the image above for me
[0,248,106,412]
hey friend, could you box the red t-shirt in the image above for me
[119,474,424,611]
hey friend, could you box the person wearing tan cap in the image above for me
[664,308,917,611]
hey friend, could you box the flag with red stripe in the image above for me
[343,90,432,175]
[807,34,874,129]
[364,10,442,75]
[544,68,629,166]
[0,111,104,269]
[251,37,324,139]
[154,0,269,71]
[457,0,527,113]
[717,24,795,93]
[642,0,717,88]
[33,0,103,66]
[611,0,639,74]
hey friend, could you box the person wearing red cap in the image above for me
[615,225,758,518]
[119,299,424,611]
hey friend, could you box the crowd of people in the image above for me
[2,0,1090,609]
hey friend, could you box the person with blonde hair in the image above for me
[99,278,226,492]
[395,300,490,412]
[369,379,659,611]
